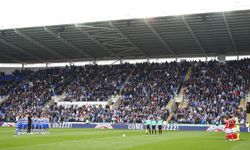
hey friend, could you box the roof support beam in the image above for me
[222,12,238,55]
[182,16,207,56]
[75,24,115,31]
[109,21,147,56]
[144,19,176,56]
[0,37,42,61]
[75,25,114,56]
[43,27,92,58]
[14,29,66,60]
[91,35,122,39]
[76,23,142,57]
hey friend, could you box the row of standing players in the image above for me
[144,118,164,134]
[224,115,240,141]
[16,114,50,135]
[144,115,241,139]
[15,114,241,139]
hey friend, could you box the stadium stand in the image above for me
[64,64,134,102]
[115,62,189,123]
[0,59,249,126]
[172,59,250,125]
[0,68,67,121]
[44,61,188,123]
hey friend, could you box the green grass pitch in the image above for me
[0,128,250,150]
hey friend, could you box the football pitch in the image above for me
[0,128,250,150]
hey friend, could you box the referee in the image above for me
[157,118,163,134]
[145,118,151,134]
[151,118,157,134]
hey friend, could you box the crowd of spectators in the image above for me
[172,59,250,125]
[0,68,67,121]
[46,104,169,124]
[46,62,188,123]
[64,64,134,102]
[0,59,249,125]
[116,62,188,123]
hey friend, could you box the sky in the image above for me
[0,0,250,29]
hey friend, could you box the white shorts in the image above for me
[225,128,231,134]
[231,128,236,133]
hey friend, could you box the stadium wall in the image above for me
[1,122,249,132]
[0,68,22,74]
[0,67,44,74]
[69,123,250,132]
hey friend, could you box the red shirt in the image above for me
[225,119,230,129]
[229,119,236,129]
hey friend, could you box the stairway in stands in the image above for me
[178,67,192,107]
[166,66,192,123]
[247,113,250,124]
[109,95,122,109]
[246,86,250,123]
[0,95,9,105]
[42,92,67,112]
[239,98,247,109]
[110,69,135,109]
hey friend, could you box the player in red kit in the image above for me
[229,115,237,141]
[224,116,232,141]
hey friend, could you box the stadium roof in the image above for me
[0,9,250,63]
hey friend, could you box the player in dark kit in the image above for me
[151,118,157,134]
[157,118,163,134]
[145,118,151,134]
[27,114,32,133]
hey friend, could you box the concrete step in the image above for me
[247,113,250,123]
[166,113,174,123]
[42,92,67,111]
[166,99,176,113]
[184,67,192,81]
[175,95,183,103]
[179,101,188,109]
[111,69,135,109]
[239,99,246,109]
[0,95,9,105]
[111,95,122,110]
